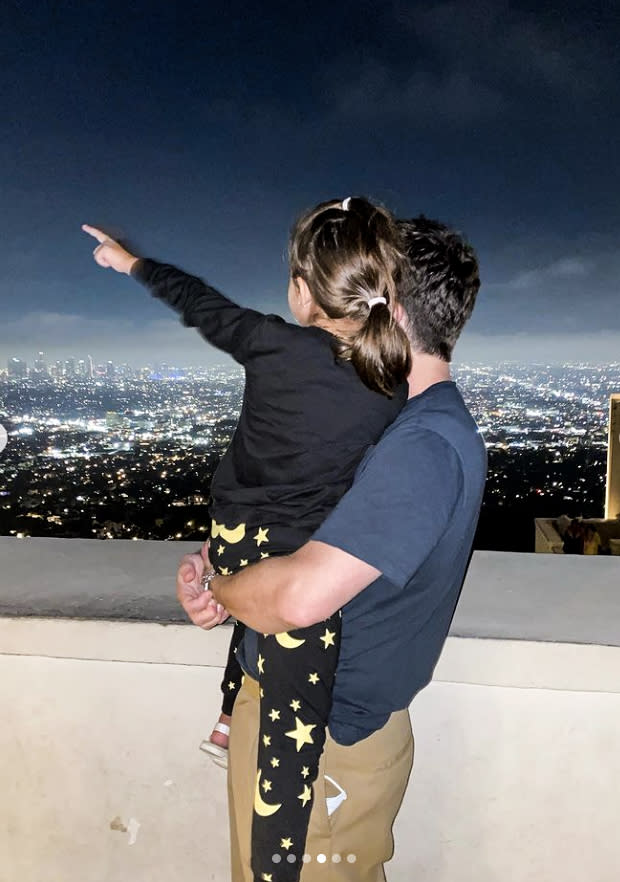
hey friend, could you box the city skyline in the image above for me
[6,336,620,376]
[3,1,620,365]
[3,359,618,450]
[1,361,615,551]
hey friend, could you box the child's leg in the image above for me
[251,612,341,881]
[202,620,246,756]
[206,524,250,749]
[221,619,246,717]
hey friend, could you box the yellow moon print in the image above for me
[254,770,282,817]
[275,632,306,649]
[211,519,246,544]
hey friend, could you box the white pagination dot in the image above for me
[332,853,342,863]
[302,853,311,863]
[317,853,327,864]
[347,853,357,863]
[287,854,296,863]
[271,854,281,863]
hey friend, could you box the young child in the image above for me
[82,197,410,881]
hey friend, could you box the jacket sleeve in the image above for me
[131,258,265,363]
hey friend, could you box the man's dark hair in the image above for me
[397,216,480,362]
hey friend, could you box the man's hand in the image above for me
[82,224,138,275]
[176,550,230,629]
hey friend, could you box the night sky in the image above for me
[3,0,620,367]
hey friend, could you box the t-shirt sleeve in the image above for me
[131,258,265,364]
[313,427,462,588]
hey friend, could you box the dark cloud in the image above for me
[398,0,612,98]
[331,66,504,125]
[1,0,620,365]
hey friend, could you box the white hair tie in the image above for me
[341,196,352,211]
[367,296,387,309]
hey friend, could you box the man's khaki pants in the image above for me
[228,676,414,882]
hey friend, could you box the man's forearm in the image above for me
[209,540,381,634]
[210,554,302,633]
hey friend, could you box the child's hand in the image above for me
[177,552,230,629]
[82,224,138,275]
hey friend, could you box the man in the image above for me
[178,216,487,881]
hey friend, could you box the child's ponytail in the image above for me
[289,197,411,396]
[347,297,411,398]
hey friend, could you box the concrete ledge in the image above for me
[0,536,194,622]
[0,615,233,667]
[2,538,620,648]
[2,615,620,694]
[451,549,620,647]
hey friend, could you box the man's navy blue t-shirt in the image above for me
[313,381,487,746]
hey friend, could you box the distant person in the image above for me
[583,524,601,556]
[177,216,486,881]
[563,519,584,554]
[83,198,411,880]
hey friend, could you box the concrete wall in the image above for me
[2,542,620,881]
[534,517,563,553]
[535,516,620,555]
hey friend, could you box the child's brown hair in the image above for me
[289,197,411,397]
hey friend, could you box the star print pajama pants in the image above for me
[212,522,341,882]
[215,524,267,716]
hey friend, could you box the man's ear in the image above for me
[294,276,313,308]
[392,300,410,333]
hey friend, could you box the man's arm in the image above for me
[210,427,463,632]
[210,540,381,633]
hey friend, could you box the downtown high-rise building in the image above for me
[33,352,47,376]
[7,357,27,378]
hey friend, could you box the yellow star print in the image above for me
[260,687,264,698]
[239,559,249,567]
[261,874,273,882]
[290,699,301,712]
[257,654,265,675]
[298,785,312,807]
[280,837,293,850]
[217,544,225,556]
[260,551,270,559]
[270,757,280,768]
[219,566,231,576]
[308,672,320,685]
[285,717,316,752]
[263,734,271,747]
[228,681,236,690]
[301,766,310,778]
[320,628,336,649]
[254,527,269,546]
[269,709,281,722]
[262,779,272,792]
